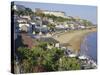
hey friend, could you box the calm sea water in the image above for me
[80,32,97,62]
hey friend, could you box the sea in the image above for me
[80,32,97,63]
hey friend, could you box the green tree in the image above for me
[57,56,80,70]
[38,42,47,50]
[82,19,93,26]
[47,23,55,31]
[17,44,81,73]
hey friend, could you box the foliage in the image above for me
[47,23,55,31]
[12,7,34,16]
[35,12,46,18]
[57,56,80,70]
[82,19,93,26]
[17,43,81,73]
[38,42,48,50]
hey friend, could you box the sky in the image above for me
[14,1,97,24]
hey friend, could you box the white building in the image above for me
[43,10,65,17]
[17,19,27,23]
[55,25,65,29]
[20,25,29,32]
[78,25,85,29]
[34,8,66,18]
[69,24,75,29]
[19,23,30,28]
[65,24,69,28]
[20,15,31,21]
[55,24,69,29]
[19,23,30,32]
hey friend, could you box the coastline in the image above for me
[80,32,97,62]
[53,28,97,53]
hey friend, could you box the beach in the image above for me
[53,28,97,52]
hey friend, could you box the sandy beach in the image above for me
[53,28,97,52]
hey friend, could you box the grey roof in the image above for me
[40,37,59,44]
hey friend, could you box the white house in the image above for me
[69,24,75,29]
[42,25,47,28]
[19,23,30,28]
[17,19,27,23]
[64,24,69,29]
[20,25,28,32]
[19,23,30,32]
[20,15,31,21]
[55,24,65,29]
[78,25,85,29]
[48,18,54,24]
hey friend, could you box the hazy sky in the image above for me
[14,1,97,24]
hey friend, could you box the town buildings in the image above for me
[34,8,66,18]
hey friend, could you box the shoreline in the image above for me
[80,32,97,62]
[53,28,97,53]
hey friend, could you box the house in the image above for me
[19,23,30,28]
[20,15,31,21]
[30,20,48,35]
[39,37,60,49]
[64,24,69,29]
[20,25,29,32]
[18,22,31,32]
[48,18,54,24]
[33,16,42,27]
[55,24,65,29]
[35,24,49,34]
[42,17,49,25]
[69,24,75,30]
[29,22,36,33]
[17,18,27,23]
[34,8,66,17]
[78,25,85,29]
